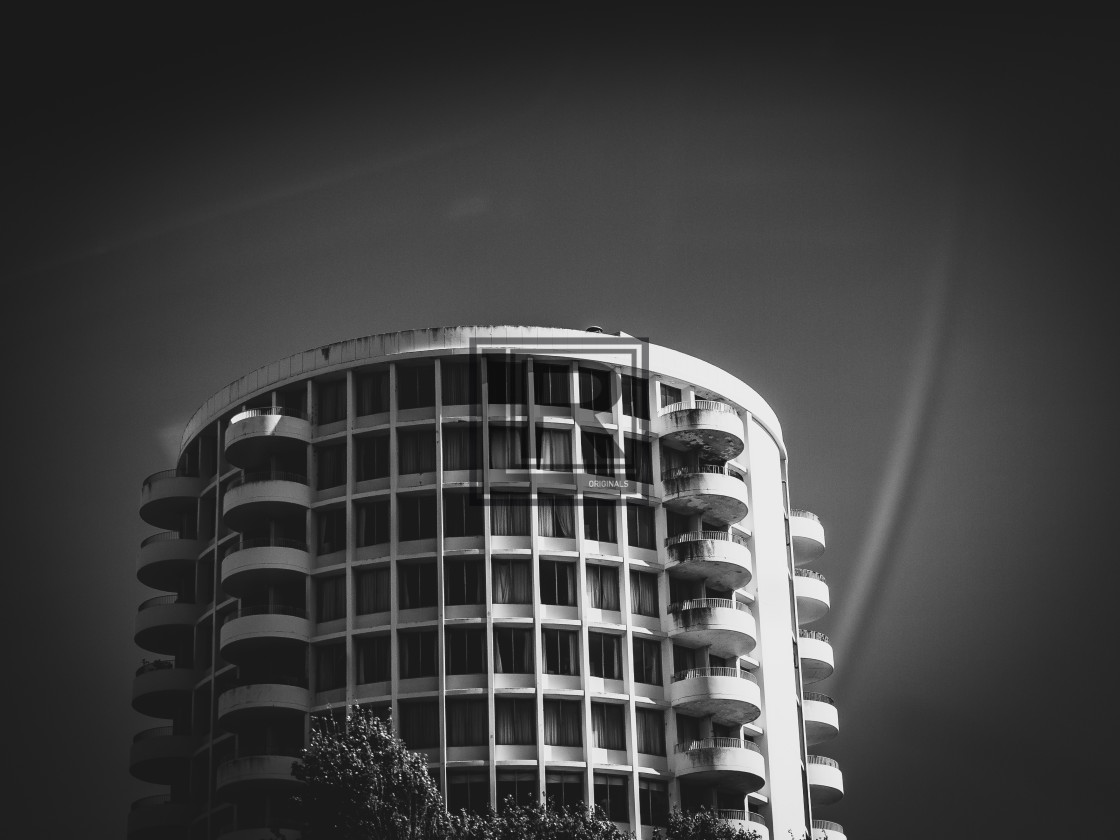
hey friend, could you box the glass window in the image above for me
[315,643,346,691]
[593,773,628,822]
[581,431,615,477]
[635,708,665,755]
[536,427,573,470]
[495,698,536,745]
[441,358,478,406]
[588,631,622,679]
[579,367,612,412]
[317,379,347,425]
[398,494,437,541]
[399,699,439,748]
[446,698,488,746]
[355,635,390,682]
[316,444,347,490]
[534,362,571,407]
[583,497,617,542]
[397,363,435,410]
[659,383,682,409]
[639,780,669,826]
[630,570,659,617]
[486,356,526,405]
[591,703,625,750]
[624,437,652,484]
[317,508,346,554]
[356,500,390,547]
[444,558,484,605]
[356,434,390,480]
[316,576,346,622]
[398,561,437,609]
[540,559,577,606]
[493,627,533,673]
[444,492,484,538]
[445,628,486,674]
[542,628,578,676]
[443,426,481,470]
[398,631,437,678]
[356,368,389,416]
[621,374,649,419]
[632,637,662,686]
[447,770,489,814]
[538,493,575,538]
[627,503,656,549]
[489,425,528,469]
[492,559,531,604]
[543,701,582,747]
[546,771,584,807]
[398,428,436,474]
[586,564,620,610]
[491,491,530,536]
[496,771,537,808]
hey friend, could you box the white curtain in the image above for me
[537,428,572,470]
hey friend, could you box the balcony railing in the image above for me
[142,468,198,491]
[671,667,758,683]
[790,509,819,522]
[221,537,310,560]
[133,726,175,742]
[674,737,761,753]
[135,659,174,676]
[220,604,309,626]
[813,820,844,832]
[658,400,737,416]
[803,692,836,705]
[140,531,182,548]
[794,568,827,582]
[227,471,309,490]
[130,794,173,811]
[138,594,183,611]
[668,597,751,615]
[230,406,309,424]
[799,630,830,643]
[807,755,839,768]
[665,530,749,548]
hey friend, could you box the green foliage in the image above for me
[291,706,450,840]
[653,809,761,840]
[451,798,631,840]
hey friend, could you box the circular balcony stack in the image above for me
[666,531,753,590]
[798,630,835,684]
[669,668,762,726]
[789,510,826,566]
[654,400,746,462]
[671,738,766,793]
[126,795,192,840]
[221,539,312,599]
[218,678,311,731]
[219,606,311,664]
[225,407,312,469]
[662,466,749,525]
[668,598,758,658]
[216,755,304,798]
[137,533,202,591]
[806,755,844,806]
[134,595,196,655]
[223,472,311,532]
[793,569,830,625]
[132,661,195,718]
[812,819,847,840]
[128,726,192,784]
[139,470,203,530]
[802,692,839,744]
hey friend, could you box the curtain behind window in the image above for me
[538,493,575,538]
[493,560,531,604]
[636,709,666,755]
[443,427,479,471]
[493,628,532,674]
[495,699,535,745]
[398,430,436,474]
[625,438,652,484]
[491,492,530,536]
[543,700,582,746]
[630,571,659,617]
[627,503,656,549]
[316,577,346,621]
[446,699,487,747]
[356,369,390,416]
[399,701,439,748]
[441,359,477,406]
[586,565,620,610]
[591,704,625,750]
[489,426,527,469]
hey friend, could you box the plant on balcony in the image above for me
[653,808,760,840]
[453,799,629,840]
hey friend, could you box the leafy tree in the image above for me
[451,798,630,840]
[291,706,450,840]
[653,808,760,840]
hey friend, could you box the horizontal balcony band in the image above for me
[798,630,834,684]
[666,531,753,590]
[223,474,311,531]
[794,568,830,625]
[662,468,749,525]
[128,728,192,784]
[137,534,201,591]
[654,401,745,461]
[219,608,311,664]
[807,755,845,806]
[668,599,758,658]
[216,754,303,798]
[221,541,312,598]
[790,509,826,565]
[670,738,766,793]
[225,410,312,469]
[668,668,762,726]
[218,682,311,729]
[803,692,839,744]
[140,471,203,529]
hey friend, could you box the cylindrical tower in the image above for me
[128,326,845,840]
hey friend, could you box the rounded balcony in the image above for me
[662,466,749,525]
[711,812,768,840]
[802,692,839,744]
[219,606,311,664]
[137,533,202,591]
[670,738,766,793]
[216,754,303,798]
[132,661,195,718]
[798,630,835,684]
[221,539,311,599]
[812,819,847,840]
[128,726,192,784]
[127,795,192,840]
[654,401,745,461]
[225,408,312,469]
[807,755,844,806]
[666,531,753,590]
[134,596,196,655]
[794,569,830,624]
[668,599,758,658]
[218,678,310,730]
[140,470,203,530]
[668,667,762,726]
[790,510,826,565]
[223,472,311,531]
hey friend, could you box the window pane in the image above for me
[536,427,573,470]
[534,362,571,407]
[357,500,390,547]
[493,559,531,604]
[579,367,612,412]
[495,698,536,745]
[630,570,659,617]
[356,369,389,416]
[621,374,649,419]
[398,363,435,410]
[627,503,656,549]
[356,635,390,682]
[593,773,628,822]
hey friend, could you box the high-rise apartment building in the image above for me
[129,326,845,840]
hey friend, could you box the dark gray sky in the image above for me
[4,9,1115,838]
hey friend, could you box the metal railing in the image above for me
[138,594,184,611]
[799,629,830,643]
[803,691,836,706]
[671,667,758,683]
[221,537,310,560]
[807,754,839,768]
[666,530,751,549]
[658,399,737,416]
[794,568,827,582]
[668,597,751,615]
[674,737,761,753]
[133,725,175,742]
[662,463,745,482]
[140,531,181,548]
[747,813,766,825]
[813,820,844,832]
[135,659,174,676]
[230,406,309,424]
[142,468,198,491]
[790,509,819,522]
[226,470,309,490]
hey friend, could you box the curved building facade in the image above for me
[129,326,845,840]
